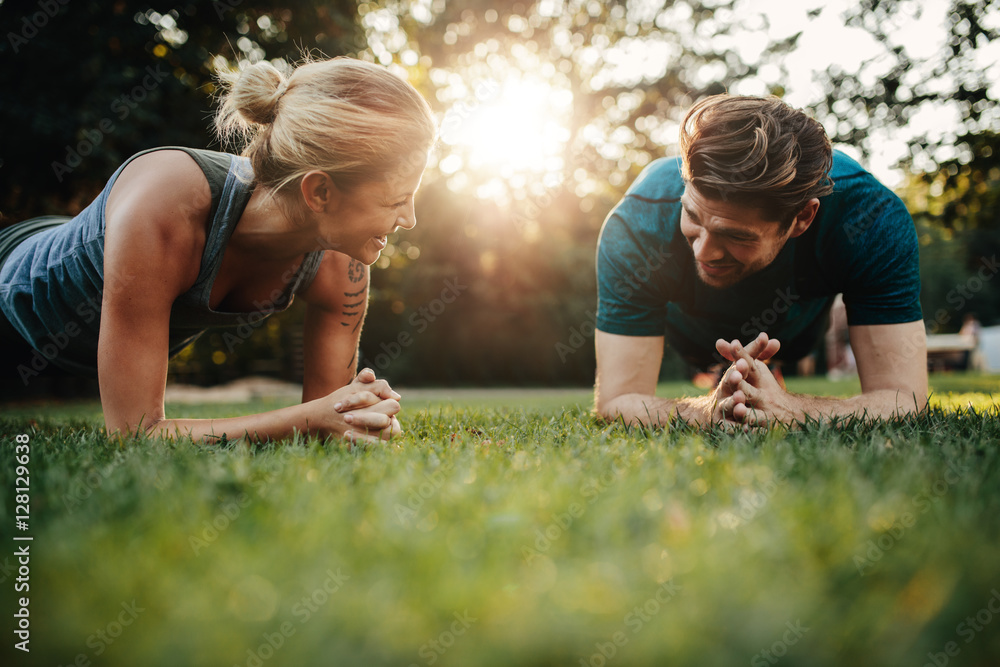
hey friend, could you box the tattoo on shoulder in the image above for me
[347,260,366,283]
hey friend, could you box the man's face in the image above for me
[679,184,799,289]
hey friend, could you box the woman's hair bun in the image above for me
[216,60,288,131]
[214,56,437,194]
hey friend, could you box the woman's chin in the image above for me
[351,249,380,266]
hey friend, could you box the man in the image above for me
[594,95,927,427]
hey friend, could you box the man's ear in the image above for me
[787,198,820,238]
[300,171,341,213]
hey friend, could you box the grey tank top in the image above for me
[0,146,325,375]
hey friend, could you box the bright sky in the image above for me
[360,0,1000,195]
[730,0,1000,186]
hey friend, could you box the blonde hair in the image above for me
[680,95,834,226]
[215,57,436,193]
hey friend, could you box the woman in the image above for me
[0,57,436,444]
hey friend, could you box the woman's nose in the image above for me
[396,205,417,230]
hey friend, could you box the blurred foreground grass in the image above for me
[1,373,999,666]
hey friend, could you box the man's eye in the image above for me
[392,199,409,208]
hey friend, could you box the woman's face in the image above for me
[323,162,426,265]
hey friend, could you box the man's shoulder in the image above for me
[805,149,919,304]
[826,150,899,199]
[602,157,683,237]
[623,157,685,202]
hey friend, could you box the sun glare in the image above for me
[439,75,573,199]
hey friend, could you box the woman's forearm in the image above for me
[133,401,326,443]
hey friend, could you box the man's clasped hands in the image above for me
[711,331,797,428]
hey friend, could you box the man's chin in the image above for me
[696,266,742,289]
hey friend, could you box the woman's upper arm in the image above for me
[99,151,209,434]
[299,252,370,399]
[300,251,370,313]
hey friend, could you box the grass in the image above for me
[1,373,999,666]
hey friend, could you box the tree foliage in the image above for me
[810,0,999,169]
[0,0,361,222]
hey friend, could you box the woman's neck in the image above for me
[231,187,321,260]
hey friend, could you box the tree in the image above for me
[811,0,999,171]
[0,1,361,224]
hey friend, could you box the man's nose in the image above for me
[692,231,724,262]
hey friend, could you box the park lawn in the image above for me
[1,374,999,666]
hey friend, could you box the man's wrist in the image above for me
[676,395,712,426]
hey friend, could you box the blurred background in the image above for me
[1,0,998,388]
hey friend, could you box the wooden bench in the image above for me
[926,334,976,371]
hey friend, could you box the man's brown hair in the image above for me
[680,95,834,226]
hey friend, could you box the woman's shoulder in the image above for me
[108,148,215,221]
[103,149,215,269]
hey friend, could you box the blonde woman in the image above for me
[0,57,436,444]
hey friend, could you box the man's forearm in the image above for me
[768,388,927,424]
[597,393,712,427]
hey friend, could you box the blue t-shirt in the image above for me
[595,151,921,365]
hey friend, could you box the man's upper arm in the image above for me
[595,329,664,411]
[836,178,922,326]
[595,214,672,337]
[849,320,928,410]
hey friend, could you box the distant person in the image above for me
[959,312,983,370]
[825,294,856,379]
[595,95,927,427]
[0,57,435,444]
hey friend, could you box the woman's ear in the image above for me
[300,171,341,213]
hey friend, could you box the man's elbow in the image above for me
[876,387,928,416]
[903,389,929,414]
[594,388,627,423]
